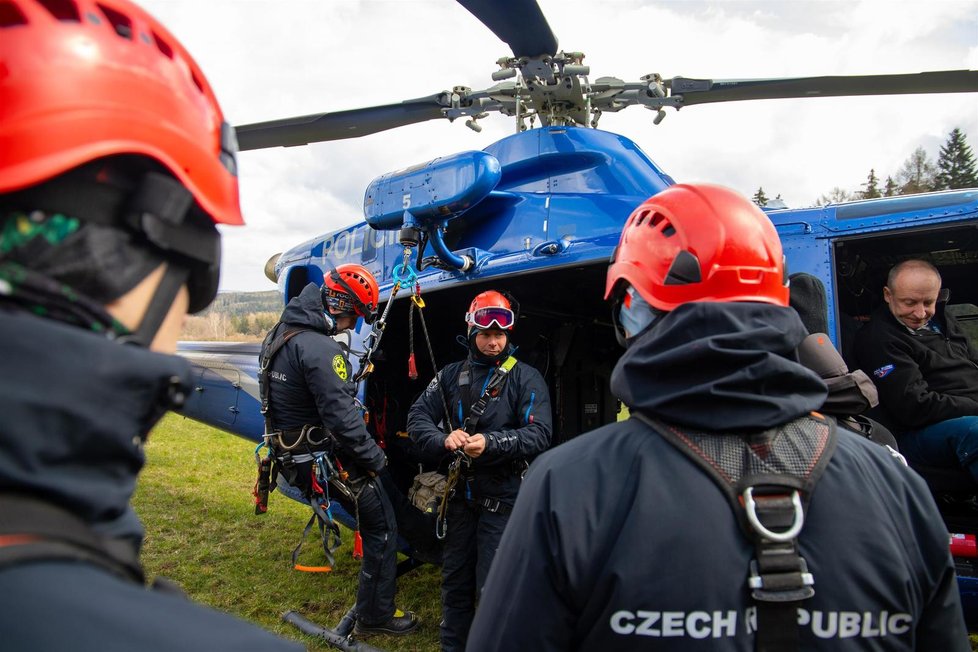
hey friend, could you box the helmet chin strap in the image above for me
[119,263,189,348]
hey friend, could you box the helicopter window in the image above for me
[833,222,978,365]
[36,0,79,22]
[361,228,378,263]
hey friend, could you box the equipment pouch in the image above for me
[409,471,449,514]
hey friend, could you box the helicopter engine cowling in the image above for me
[362,150,502,231]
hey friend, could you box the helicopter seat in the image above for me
[907,460,976,495]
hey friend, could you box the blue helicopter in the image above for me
[176,0,978,638]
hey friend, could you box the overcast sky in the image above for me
[138,0,978,293]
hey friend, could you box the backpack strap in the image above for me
[258,323,311,435]
[0,494,144,584]
[632,412,837,652]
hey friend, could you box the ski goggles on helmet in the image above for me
[323,288,356,314]
[466,306,515,331]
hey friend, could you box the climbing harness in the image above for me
[0,494,144,584]
[434,356,521,538]
[256,323,357,572]
[461,355,518,435]
[633,411,838,652]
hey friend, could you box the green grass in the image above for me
[134,413,978,651]
[134,413,442,651]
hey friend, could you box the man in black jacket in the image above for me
[260,265,418,636]
[0,2,301,649]
[408,289,552,652]
[469,184,966,651]
[855,259,978,481]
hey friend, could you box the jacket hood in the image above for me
[280,282,333,334]
[0,309,192,544]
[612,302,827,431]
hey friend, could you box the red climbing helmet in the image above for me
[0,0,242,227]
[322,264,379,319]
[605,183,789,312]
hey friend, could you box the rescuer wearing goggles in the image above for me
[407,289,552,652]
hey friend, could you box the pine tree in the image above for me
[935,128,978,190]
[861,168,881,199]
[897,146,937,194]
[752,187,768,207]
[883,176,899,196]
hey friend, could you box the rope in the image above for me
[354,246,414,383]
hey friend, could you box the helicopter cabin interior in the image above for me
[356,262,622,489]
[350,218,978,492]
[832,221,978,369]
[276,216,978,494]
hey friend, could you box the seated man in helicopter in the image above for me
[855,259,978,482]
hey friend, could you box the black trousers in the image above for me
[333,476,398,625]
[288,460,398,625]
[440,496,510,652]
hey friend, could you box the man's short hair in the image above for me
[886,259,941,288]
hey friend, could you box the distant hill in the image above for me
[182,290,283,341]
[198,290,282,317]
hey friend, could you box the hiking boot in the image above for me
[354,609,419,636]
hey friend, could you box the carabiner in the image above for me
[392,263,418,285]
[743,487,805,542]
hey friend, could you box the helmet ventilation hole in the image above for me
[0,2,27,26]
[37,0,80,21]
[95,3,132,38]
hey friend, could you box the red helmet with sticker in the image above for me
[322,264,379,319]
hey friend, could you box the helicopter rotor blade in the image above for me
[235,94,449,151]
[670,70,978,107]
[456,0,558,57]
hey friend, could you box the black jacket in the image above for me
[261,282,386,474]
[407,348,552,502]
[0,309,301,652]
[855,304,978,431]
[470,303,966,651]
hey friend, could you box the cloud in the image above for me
[139,0,978,291]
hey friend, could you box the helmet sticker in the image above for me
[332,354,348,381]
[873,364,895,379]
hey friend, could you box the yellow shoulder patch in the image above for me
[332,354,348,381]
